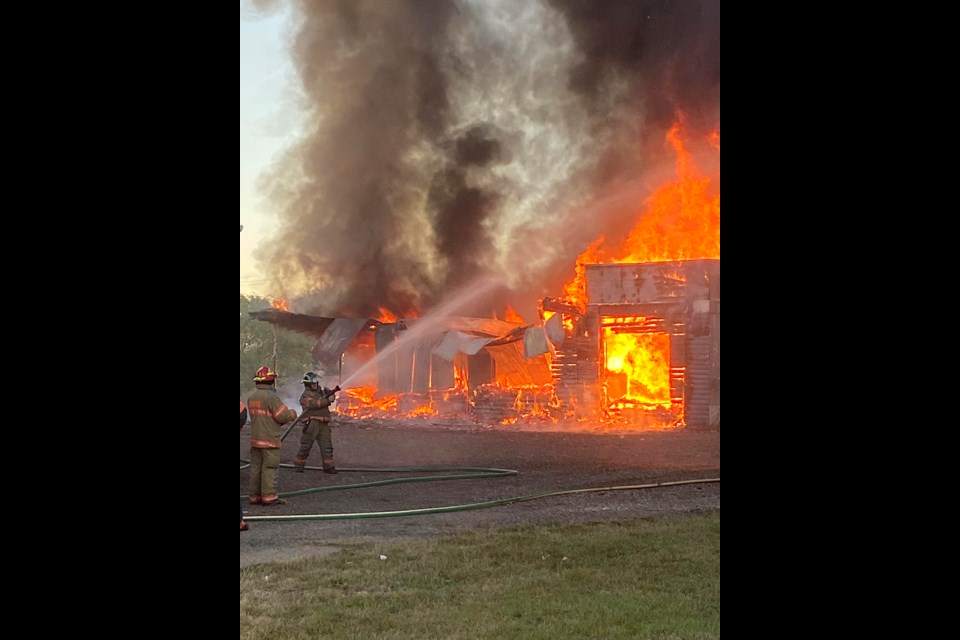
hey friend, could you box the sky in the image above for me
[239,3,296,298]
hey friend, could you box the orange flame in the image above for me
[503,305,525,324]
[562,239,604,313]
[617,125,720,264]
[339,386,400,418]
[603,330,671,408]
[562,123,720,304]
[344,386,376,404]
[270,298,289,311]
[406,404,438,417]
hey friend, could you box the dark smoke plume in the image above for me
[248,0,720,319]
[549,0,720,135]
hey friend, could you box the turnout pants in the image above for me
[294,417,335,470]
[248,447,281,503]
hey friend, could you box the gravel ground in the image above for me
[239,419,720,568]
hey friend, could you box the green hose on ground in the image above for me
[242,475,720,522]
[239,465,518,498]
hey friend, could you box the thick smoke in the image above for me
[549,0,720,135]
[248,0,720,318]
[428,125,507,291]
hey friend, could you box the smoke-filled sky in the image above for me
[240,0,719,320]
[240,3,297,295]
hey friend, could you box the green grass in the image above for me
[240,512,720,640]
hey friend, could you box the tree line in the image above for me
[240,294,314,396]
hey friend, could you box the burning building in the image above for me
[250,257,719,430]
[546,259,719,429]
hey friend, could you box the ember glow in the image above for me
[339,386,399,418]
[603,331,671,408]
[339,386,444,420]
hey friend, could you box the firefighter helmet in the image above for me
[254,366,278,383]
[302,371,321,388]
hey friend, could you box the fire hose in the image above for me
[239,466,719,522]
[241,406,719,522]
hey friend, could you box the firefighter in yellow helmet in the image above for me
[246,366,298,506]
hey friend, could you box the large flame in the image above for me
[563,124,720,303]
[270,298,289,311]
[618,125,720,264]
[555,123,719,427]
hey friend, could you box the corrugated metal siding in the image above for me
[686,336,711,427]
[413,341,432,393]
[314,319,369,365]
[431,352,454,389]
[397,341,415,393]
[374,325,398,394]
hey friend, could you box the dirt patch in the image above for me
[240,420,720,568]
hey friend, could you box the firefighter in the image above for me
[294,372,338,474]
[240,400,249,531]
[246,366,298,506]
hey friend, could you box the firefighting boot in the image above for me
[322,455,336,474]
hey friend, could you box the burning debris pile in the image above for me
[473,384,563,425]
